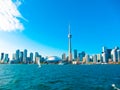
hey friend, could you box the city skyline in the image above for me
[1,0,120,57]
[1,46,120,64]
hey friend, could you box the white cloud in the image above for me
[0,0,24,32]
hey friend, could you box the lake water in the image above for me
[0,64,120,90]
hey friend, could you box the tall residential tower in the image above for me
[68,25,72,62]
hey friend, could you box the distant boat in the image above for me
[37,60,41,68]
[58,62,64,65]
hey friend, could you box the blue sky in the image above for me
[0,0,120,58]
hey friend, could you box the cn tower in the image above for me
[68,24,72,61]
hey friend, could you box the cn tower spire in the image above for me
[68,24,71,34]
[68,24,72,62]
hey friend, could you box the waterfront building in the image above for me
[45,56,62,64]
[23,49,27,63]
[82,57,86,64]
[102,52,107,63]
[35,52,39,64]
[1,53,4,60]
[68,25,72,62]
[117,50,120,62]
[35,57,40,64]
[85,54,90,64]
[15,49,20,62]
[93,54,97,64]
[19,52,23,63]
[97,54,102,63]
[62,53,66,61]
[78,51,85,62]
[4,54,9,63]
[106,49,112,60]
[74,49,77,60]
[102,47,112,63]
[111,48,117,63]
[12,53,16,60]
[30,52,33,63]
[115,47,119,62]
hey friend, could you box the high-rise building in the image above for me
[35,52,39,57]
[102,52,107,63]
[102,46,107,53]
[85,54,90,64]
[1,53,4,60]
[4,54,9,63]
[68,25,72,62]
[102,46,112,63]
[30,52,33,63]
[117,50,120,62]
[74,49,77,60]
[93,54,97,63]
[19,52,23,63]
[23,49,27,63]
[62,53,66,61]
[15,49,20,62]
[12,53,16,60]
[78,51,85,62]
[35,57,40,64]
[35,52,39,64]
[111,49,117,62]
[97,54,102,63]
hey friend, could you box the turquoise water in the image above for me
[0,64,120,90]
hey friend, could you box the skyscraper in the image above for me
[30,52,33,63]
[111,48,118,63]
[62,53,66,61]
[35,52,39,64]
[97,54,102,63]
[74,49,77,60]
[68,25,72,62]
[93,54,97,63]
[23,49,27,63]
[19,52,23,63]
[4,54,9,63]
[78,51,85,62]
[102,46,112,63]
[15,49,20,62]
[1,53,4,60]
[102,52,107,63]
[117,50,120,62]
[85,54,90,64]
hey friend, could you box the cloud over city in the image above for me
[0,0,24,31]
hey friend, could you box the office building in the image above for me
[1,53,4,60]
[62,53,66,61]
[102,52,107,63]
[74,49,77,60]
[93,54,97,63]
[23,49,27,63]
[85,54,90,64]
[111,49,117,62]
[19,52,23,63]
[30,52,33,63]
[102,47,112,63]
[117,50,120,62]
[35,52,39,64]
[97,54,102,63]
[4,54,9,63]
[78,51,85,62]
[15,49,20,62]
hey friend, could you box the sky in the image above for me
[0,0,120,59]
